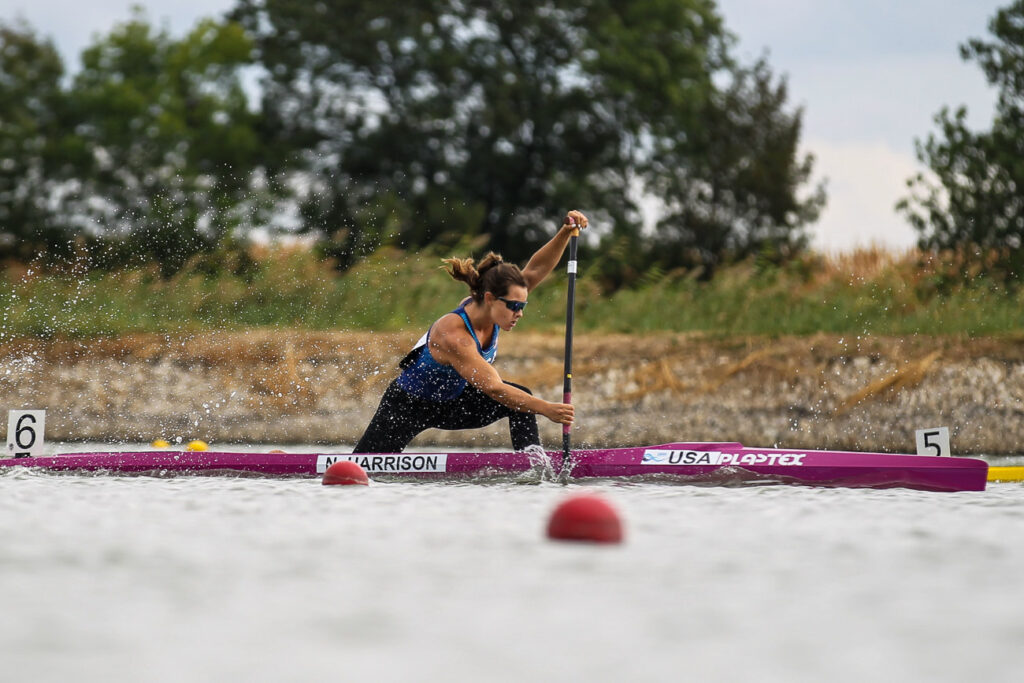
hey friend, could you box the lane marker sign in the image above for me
[7,410,46,458]
[915,426,950,457]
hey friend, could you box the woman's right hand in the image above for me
[542,402,575,425]
[562,209,589,233]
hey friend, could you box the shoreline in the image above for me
[2,331,1023,455]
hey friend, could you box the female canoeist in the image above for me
[352,210,588,453]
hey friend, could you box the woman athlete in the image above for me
[352,210,588,453]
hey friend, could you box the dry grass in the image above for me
[699,347,792,392]
[3,328,1024,417]
[834,351,942,415]
[817,246,912,282]
[619,359,690,401]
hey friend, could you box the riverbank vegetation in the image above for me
[2,245,1021,339]
[4,3,1024,342]
[0,3,822,282]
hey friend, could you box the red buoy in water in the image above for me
[322,460,369,486]
[546,494,623,543]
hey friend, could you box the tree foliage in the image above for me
[231,0,823,275]
[899,0,1024,281]
[3,3,822,282]
[65,11,271,274]
[648,57,824,274]
[1,12,276,274]
[0,22,85,260]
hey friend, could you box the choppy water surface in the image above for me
[2,448,1023,683]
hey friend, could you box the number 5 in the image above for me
[915,426,950,457]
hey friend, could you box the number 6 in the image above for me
[15,413,38,449]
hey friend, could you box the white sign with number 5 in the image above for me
[915,426,950,457]
[7,410,46,458]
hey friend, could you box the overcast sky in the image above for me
[2,0,1010,252]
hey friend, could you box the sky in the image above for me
[1,0,1010,252]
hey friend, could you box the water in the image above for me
[2,450,1023,682]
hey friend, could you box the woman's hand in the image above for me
[521,209,590,290]
[562,209,589,232]
[541,401,575,425]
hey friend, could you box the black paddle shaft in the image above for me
[561,230,579,466]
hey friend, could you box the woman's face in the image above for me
[488,284,529,331]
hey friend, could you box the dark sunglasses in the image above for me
[497,296,528,313]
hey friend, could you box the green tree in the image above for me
[0,22,88,260]
[231,0,822,275]
[646,57,824,275]
[899,0,1024,281]
[64,10,272,274]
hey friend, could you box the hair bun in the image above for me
[442,252,526,303]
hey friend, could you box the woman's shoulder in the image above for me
[429,313,476,358]
[432,311,471,338]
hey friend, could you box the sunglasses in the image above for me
[497,296,528,313]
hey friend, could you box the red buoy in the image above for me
[546,494,623,543]
[322,460,369,486]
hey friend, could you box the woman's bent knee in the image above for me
[505,381,533,396]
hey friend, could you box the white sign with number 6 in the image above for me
[7,410,46,458]
[915,426,950,457]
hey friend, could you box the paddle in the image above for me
[561,217,580,480]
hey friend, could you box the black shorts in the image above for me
[352,378,540,453]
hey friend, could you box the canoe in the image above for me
[0,442,988,492]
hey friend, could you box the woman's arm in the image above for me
[430,320,575,425]
[520,209,588,291]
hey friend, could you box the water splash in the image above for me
[516,444,555,483]
[557,450,576,485]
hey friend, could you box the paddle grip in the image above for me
[562,392,571,435]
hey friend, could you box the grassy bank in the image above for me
[2,246,1022,338]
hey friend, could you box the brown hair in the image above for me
[442,252,528,303]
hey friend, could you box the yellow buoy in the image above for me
[186,440,209,452]
[151,439,171,449]
[988,466,1024,482]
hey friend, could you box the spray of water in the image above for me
[517,443,555,483]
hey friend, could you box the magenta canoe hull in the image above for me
[0,442,988,492]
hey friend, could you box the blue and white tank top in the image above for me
[395,304,499,401]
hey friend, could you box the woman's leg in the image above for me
[435,382,541,451]
[352,380,430,453]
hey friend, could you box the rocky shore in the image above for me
[2,331,1023,454]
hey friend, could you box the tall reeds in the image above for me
[1,245,1021,338]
